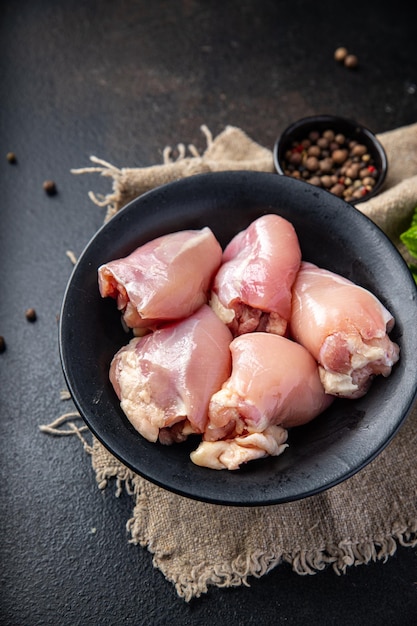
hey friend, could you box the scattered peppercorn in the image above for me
[43,180,57,195]
[344,54,359,69]
[281,129,379,203]
[25,308,37,322]
[0,336,6,353]
[6,152,17,163]
[334,47,359,69]
[334,47,348,62]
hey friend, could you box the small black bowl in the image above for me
[274,115,388,204]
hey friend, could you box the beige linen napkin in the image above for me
[45,122,417,601]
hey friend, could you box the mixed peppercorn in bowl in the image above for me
[274,115,388,204]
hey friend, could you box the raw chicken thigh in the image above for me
[210,214,302,336]
[109,305,233,443]
[98,227,222,331]
[191,332,333,469]
[290,262,400,399]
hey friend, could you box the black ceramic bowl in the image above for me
[274,115,388,204]
[60,171,417,506]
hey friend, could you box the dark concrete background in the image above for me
[1,1,417,624]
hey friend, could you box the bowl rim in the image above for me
[273,114,388,204]
[59,170,417,506]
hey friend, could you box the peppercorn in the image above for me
[43,180,57,195]
[323,129,335,141]
[308,130,320,143]
[344,54,358,69]
[352,144,367,157]
[7,152,17,163]
[307,145,321,157]
[0,336,6,353]
[321,175,333,189]
[319,158,333,174]
[305,156,319,172]
[289,152,302,165]
[332,149,348,165]
[334,47,348,62]
[346,164,361,179]
[25,308,37,322]
[330,183,345,197]
[317,137,329,149]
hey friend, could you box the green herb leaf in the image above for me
[400,225,417,259]
[399,206,417,278]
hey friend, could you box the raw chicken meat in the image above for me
[98,227,222,331]
[190,425,288,471]
[203,333,333,449]
[210,214,302,336]
[290,262,400,399]
[109,305,233,443]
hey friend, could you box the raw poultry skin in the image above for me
[290,262,400,399]
[109,305,233,443]
[190,426,289,471]
[210,214,302,336]
[98,227,222,331]
[191,332,333,470]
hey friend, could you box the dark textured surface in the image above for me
[1,1,417,624]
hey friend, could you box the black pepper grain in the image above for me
[352,144,367,157]
[334,47,348,62]
[43,180,57,195]
[317,137,329,149]
[289,151,302,165]
[25,308,37,322]
[321,175,333,189]
[305,156,319,172]
[7,152,17,163]
[308,130,320,142]
[319,157,334,173]
[323,129,335,141]
[344,54,359,69]
[0,336,6,353]
[307,145,321,157]
[332,148,348,165]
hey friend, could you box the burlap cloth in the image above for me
[44,122,417,601]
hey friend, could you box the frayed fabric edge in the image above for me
[70,125,215,222]
[69,124,275,223]
[40,412,136,498]
[129,526,417,602]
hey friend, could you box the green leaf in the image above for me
[400,225,417,258]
